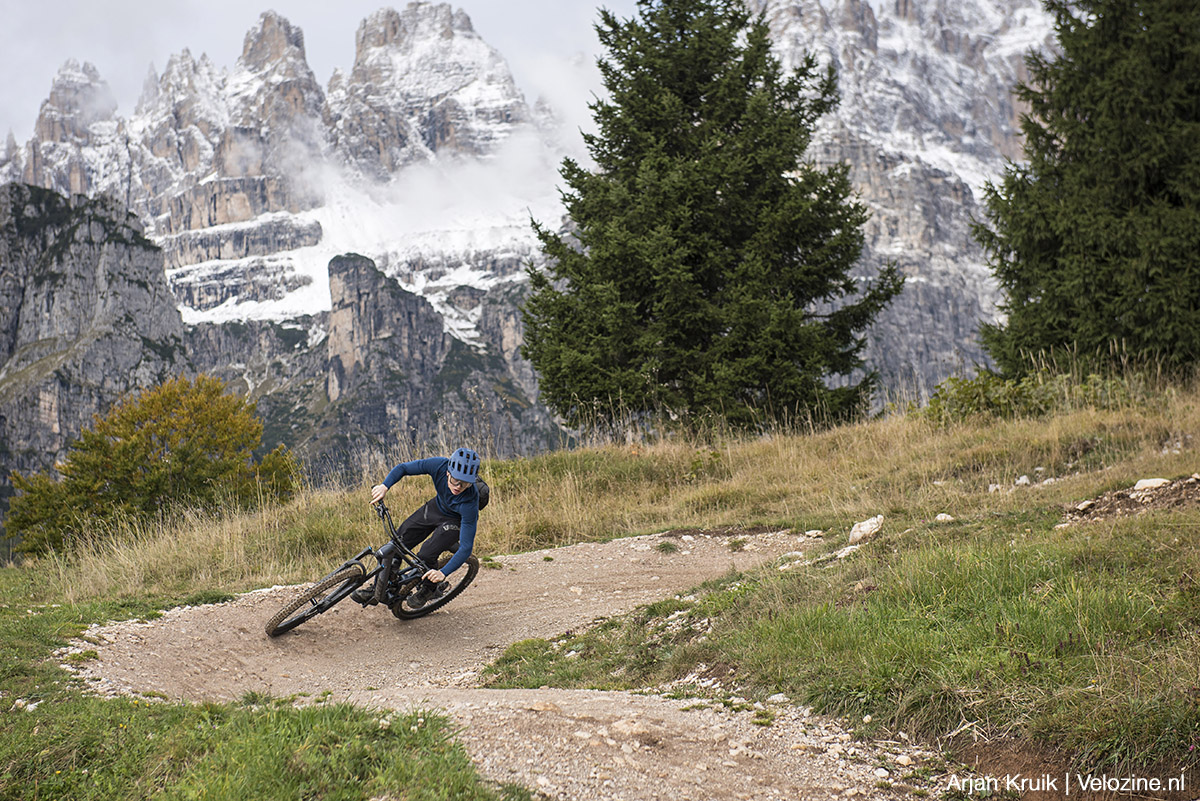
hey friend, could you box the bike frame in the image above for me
[367,502,433,606]
[266,500,470,636]
[309,502,432,610]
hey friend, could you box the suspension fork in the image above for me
[374,541,397,605]
[371,502,430,604]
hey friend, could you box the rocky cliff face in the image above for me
[0,0,1055,475]
[0,184,185,518]
[326,252,452,408]
[0,186,557,529]
[752,0,1053,398]
[320,254,557,461]
[326,4,532,178]
[175,252,557,476]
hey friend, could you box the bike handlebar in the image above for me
[373,501,396,532]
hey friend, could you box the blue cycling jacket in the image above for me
[382,457,480,576]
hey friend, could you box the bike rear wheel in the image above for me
[391,554,479,620]
[265,562,367,637]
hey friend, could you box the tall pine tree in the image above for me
[976,0,1200,375]
[522,0,902,427]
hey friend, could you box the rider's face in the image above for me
[447,472,469,495]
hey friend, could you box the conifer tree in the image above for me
[522,0,902,427]
[976,0,1200,375]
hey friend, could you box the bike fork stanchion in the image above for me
[374,553,393,605]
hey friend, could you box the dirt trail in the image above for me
[64,529,928,800]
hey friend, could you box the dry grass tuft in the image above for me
[31,375,1200,604]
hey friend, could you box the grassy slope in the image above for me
[3,377,1199,794]
[0,571,529,801]
[478,384,1200,777]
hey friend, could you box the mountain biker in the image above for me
[353,447,489,609]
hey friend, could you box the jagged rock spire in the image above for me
[327,2,529,177]
[239,10,310,73]
[0,129,21,181]
[137,49,227,133]
[34,60,118,144]
[228,11,327,155]
[137,63,160,111]
[2,131,17,164]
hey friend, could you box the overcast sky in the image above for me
[0,0,641,142]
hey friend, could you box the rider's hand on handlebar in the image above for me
[423,569,446,584]
[370,484,389,504]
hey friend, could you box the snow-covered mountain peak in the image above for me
[47,59,110,93]
[212,12,329,182]
[354,4,476,58]
[325,3,533,179]
[348,2,525,118]
[239,11,311,75]
[133,49,229,137]
[227,12,325,127]
[35,60,118,144]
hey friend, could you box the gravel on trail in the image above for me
[59,528,934,800]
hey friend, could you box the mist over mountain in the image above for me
[0,0,1053,484]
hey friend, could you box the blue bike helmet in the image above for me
[448,447,481,483]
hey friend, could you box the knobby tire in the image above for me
[265,563,366,637]
[391,554,479,620]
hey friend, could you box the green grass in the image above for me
[1,693,522,800]
[5,371,1200,789]
[484,507,1200,775]
[0,570,527,801]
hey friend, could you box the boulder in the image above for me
[848,515,883,544]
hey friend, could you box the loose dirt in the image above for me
[1060,473,1200,526]
[60,527,935,800]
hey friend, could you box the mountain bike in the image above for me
[265,501,480,637]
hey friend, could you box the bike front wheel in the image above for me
[265,562,367,637]
[391,554,479,620]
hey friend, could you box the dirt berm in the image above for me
[63,528,933,800]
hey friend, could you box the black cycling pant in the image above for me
[396,497,461,569]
